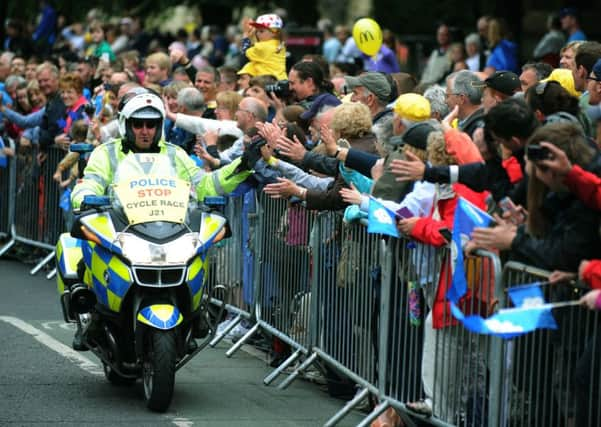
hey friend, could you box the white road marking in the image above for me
[0,316,103,376]
[2,316,194,425]
[41,320,75,331]
[171,418,194,426]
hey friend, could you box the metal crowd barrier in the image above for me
[204,193,256,347]
[225,193,319,379]
[0,145,67,274]
[0,137,15,241]
[499,261,601,427]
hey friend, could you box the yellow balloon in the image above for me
[352,18,383,57]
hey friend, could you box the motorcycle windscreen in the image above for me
[110,154,191,225]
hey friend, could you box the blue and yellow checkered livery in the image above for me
[186,254,209,311]
[56,233,83,294]
[81,240,133,313]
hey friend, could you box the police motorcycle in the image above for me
[55,151,231,412]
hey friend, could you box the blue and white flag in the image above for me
[450,283,557,339]
[367,197,399,238]
[447,197,493,303]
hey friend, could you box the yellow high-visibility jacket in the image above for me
[71,138,251,209]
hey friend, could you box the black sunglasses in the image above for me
[586,75,601,82]
[131,118,160,129]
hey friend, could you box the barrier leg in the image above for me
[225,322,260,358]
[46,268,56,280]
[209,315,242,347]
[276,351,318,390]
[324,387,372,427]
[30,250,54,275]
[263,347,302,385]
[0,239,15,257]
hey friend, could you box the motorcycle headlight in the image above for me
[117,233,198,265]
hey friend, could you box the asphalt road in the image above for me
[0,258,364,426]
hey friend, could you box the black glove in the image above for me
[237,136,266,172]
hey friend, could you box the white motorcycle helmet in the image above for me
[118,88,165,152]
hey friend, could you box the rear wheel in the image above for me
[142,330,177,412]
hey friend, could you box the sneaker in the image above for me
[226,323,250,341]
[216,317,235,335]
[301,366,327,385]
[351,388,373,413]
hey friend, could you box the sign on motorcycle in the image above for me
[114,175,191,224]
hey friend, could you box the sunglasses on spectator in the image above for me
[131,118,160,129]
[586,74,601,82]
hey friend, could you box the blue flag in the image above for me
[0,137,6,168]
[447,197,493,303]
[450,283,557,338]
[367,197,399,238]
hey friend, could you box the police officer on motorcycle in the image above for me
[69,88,260,350]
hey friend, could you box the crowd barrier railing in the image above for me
[204,193,256,348]
[498,261,601,427]
[0,145,68,275]
[0,137,16,242]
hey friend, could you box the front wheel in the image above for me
[142,330,177,412]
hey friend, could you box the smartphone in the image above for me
[526,145,550,161]
[438,228,452,242]
[498,197,517,215]
[395,206,413,219]
[498,196,525,224]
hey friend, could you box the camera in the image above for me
[83,103,96,117]
[265,80,290,98]
[526,145,550,161]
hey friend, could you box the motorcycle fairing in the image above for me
[137,304,183,329]
[80,213,122,255]
[196,212,227,254]
[81,240,133,312]
[186,254,209,310]
[56,233,83,293]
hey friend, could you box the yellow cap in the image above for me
[393,93,431,122]
[542,68,581,98]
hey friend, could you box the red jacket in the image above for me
[565,164,601,211]
[410,183,489,329]
[565,165,601,289]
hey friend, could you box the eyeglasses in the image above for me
[131,118,160,129]
[445,92,463,98]
[586,75,601,82]
[238,108,255,116]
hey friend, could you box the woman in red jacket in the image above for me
[398,126,489,418]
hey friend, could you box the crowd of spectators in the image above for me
[1,4,601,426]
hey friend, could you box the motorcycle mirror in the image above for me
[82,195,111,208]
[204,196,227,207]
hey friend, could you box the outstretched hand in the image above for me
[276,134,306,162]
[263,177,301,199]
[390,151,426,182]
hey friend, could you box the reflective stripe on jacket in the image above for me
[71,138,250,209]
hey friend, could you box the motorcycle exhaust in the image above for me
[70,284,97,314]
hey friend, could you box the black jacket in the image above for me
[459,108,485,139]
[38,92,66,151]
[510,192,601,272]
